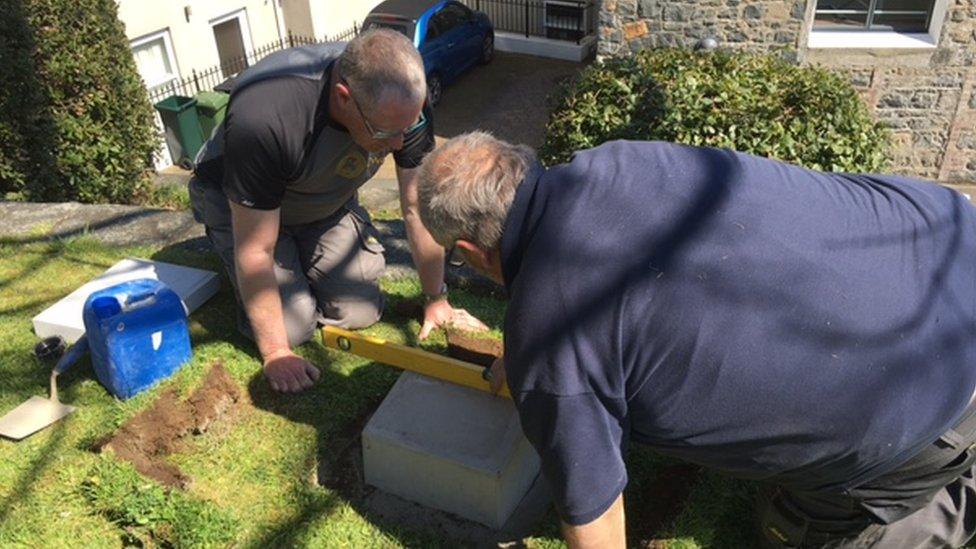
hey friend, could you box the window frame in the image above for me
[129,29,179,90]
[807,0,949,49]
[813,0,934,32]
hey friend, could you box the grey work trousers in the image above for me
[758,404,976,549]
[189,175,386,347]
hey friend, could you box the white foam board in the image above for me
[32,258,220,344]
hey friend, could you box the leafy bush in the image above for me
[541,48,890,173]
[0,0,158,203]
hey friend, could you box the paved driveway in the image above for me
[364,51,588,211]
[433,50,586,148]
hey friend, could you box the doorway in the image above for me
[211,10,252,79]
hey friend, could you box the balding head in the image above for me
[418,132,537,250]
[338,29,426,111]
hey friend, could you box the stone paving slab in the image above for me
[0,202,203,248]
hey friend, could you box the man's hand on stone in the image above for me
[263,350,320,393]
[418,299,489,340]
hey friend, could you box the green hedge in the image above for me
[541,48,890,173]
[0,0,158,203]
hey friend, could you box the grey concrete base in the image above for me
[363,372,541,529]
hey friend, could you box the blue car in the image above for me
[362,0,494,106]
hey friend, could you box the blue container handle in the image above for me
[124,290,158,311]
[54,336,89,375]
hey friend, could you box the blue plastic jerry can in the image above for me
[82,279,192,399]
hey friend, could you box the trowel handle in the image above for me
[54,336,89,375]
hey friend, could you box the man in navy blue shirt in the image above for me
[416,131,976,548]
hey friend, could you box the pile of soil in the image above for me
[95,362,240,489]
[445,329,502,367]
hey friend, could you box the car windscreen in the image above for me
[362,18,415,41]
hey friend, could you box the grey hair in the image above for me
[337,29,426,111]
[418,132,537,250]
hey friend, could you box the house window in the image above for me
[130,30,178,90]
[814,1,934,32]
[809,0,948,48]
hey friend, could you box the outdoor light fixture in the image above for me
[695,37,719,51]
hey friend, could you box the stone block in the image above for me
[617,0,638,18]
[879,91,910,109]
[743,4,764,19]
[911,90,939,109]
[638,0,658,18]
[663,5,688,22]
[623,20,649,40]
[362,372,541,529]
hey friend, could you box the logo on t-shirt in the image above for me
[335,151,367,180]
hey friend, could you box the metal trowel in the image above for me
[0,337,88,440]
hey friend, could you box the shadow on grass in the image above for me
[0,416,71,527]
[147,242,444,545]
[245,359,423,546]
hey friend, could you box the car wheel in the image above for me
[178,157,195,171]
[480,34,494,64]
[427,73,443,107]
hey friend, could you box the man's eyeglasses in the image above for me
[340,76,426,140]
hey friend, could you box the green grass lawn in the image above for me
[0,236,755,547]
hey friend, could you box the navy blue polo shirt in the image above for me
[501,140,976,525]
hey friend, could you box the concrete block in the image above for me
[363,372,541,529]
[32,258,219,343]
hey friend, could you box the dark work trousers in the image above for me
[188,175,386,347]
[758,402,976,548]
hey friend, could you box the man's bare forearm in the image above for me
[403,207,446,294]
[562,494,626,549]
[398,166,445,295]
[235,248,291,360]
[229,201,292,361]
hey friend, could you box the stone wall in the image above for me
[598,0,976,183]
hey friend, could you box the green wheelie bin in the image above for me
[194,91,229,140]
[154,95,204,170]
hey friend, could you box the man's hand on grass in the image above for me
[418,299,489,340]
[263,350,320,393]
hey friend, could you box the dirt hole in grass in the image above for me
[445,329,502,367]
[95,362,240,489]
